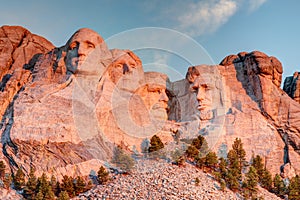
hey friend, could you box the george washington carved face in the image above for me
[65,28,104,74]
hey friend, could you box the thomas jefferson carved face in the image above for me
[65,28,104,74]
[108,50,144,92]
[137,72,169,121]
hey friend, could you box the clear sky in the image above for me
[0,0,299,81]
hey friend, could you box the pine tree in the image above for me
[242,166,258,199]
[35,190,44,200]
[261,168,272,191]
[54,181,61,197]
[148,135,164,152]
[36,173,50,196]
[112,147,135,172]
[218,157,227,180]
[185,145,199,160]
[192,135,205,150]
[74,176,86,195]
[0,161,6,180]
[50,175,56,191]
[204,151,218,170]
[61,175,75,197]
[231,138,247,173]
[226,170,239,192]
[57,190,70,200]
[13,168,25,190]
[44,186,56,200]
[252,155,264,179]
[23,167,37,199]
[288,175,300,200]
[273,174,285,196]
[97,166,109,184]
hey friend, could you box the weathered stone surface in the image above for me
[0,26,173,180]
[170,51,300,177]
[0,26,54,121]
[283,71,300,103]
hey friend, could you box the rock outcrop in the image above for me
[210,51,300,176]
[283,71,300,103]
[167,51,300,177]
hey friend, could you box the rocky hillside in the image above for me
[74,159,281,200]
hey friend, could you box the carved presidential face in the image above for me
[136,72,169,121]
[191,74,219,120]
[65,28,104,74]
[108,50,144,92]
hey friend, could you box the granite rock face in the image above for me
[1,25,300,183]
[0,26,173,179]
[283,71,300,103]
[167,51,300,177]
[0,26,54,120]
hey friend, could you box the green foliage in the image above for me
[242,166,258,199]
[0,161,6,180]
[44,186,56,200]
[13,168,25,190]
[57,190,70,200]
[35,190,44,200]
[54,181,61,197]
[74,176,86,195]
[226,169,239,192]
[23,167,37,199]
[195,155,205,169]
[36,173,50,196]
[252,155,264,177]
[273,174,286,196]
[97,166,109,184]
[61,175,75,197]
[191,135,205,150]
[227,138,247,183]
[148,135,164,152]
[218,157,227,180]
[204,152,218,170]
[185,145,199,160]
[260,169,272,191]
[112,146,135,172]
[230,138,247,172]
[288,175,300,200]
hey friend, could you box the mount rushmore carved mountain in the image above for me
[0,25,300,182]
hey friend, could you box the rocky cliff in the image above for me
[283,71,300,103]
[0,26,300,181]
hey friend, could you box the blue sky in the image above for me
[0,0,299,81]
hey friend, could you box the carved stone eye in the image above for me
[69,42,77,50]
